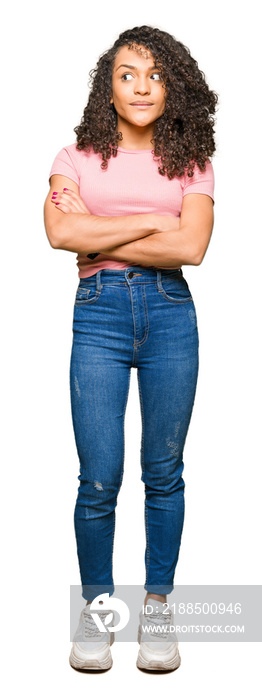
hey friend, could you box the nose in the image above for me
[134,75,150,95]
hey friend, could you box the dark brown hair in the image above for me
[74,25,218,179]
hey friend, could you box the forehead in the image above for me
[113,44,155,70]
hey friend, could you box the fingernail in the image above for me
[52,191,58,195]
[52,195,57,199]
[63,188,68,191]
[55,202,60,205]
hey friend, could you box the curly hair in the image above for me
[74,25,218,179]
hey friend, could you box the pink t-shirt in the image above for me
[49,143,214,278]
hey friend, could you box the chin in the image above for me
[132,117,154,127]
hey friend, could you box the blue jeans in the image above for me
[70,266,199,602]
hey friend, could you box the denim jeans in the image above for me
[70,266,199,602]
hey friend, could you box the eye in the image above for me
[151,73,162,81]
[121,73,133,81]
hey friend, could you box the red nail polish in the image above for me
[52,195,57,199]
[63,188,68,191]
[55,202,60,205]
[52,191,58,195]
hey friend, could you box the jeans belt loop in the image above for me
[96,270,102,291]
[156,270,163,292]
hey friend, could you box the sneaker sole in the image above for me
[136,648,181,671]
[69,650,113,670]
[137,627,181,671]
[69,632,114,671]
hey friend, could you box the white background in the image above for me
[1,0,261,697]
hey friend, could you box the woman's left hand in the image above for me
[51,188,91,214]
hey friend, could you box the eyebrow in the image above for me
[115,63,159,72]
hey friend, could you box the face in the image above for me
[111,45,166,130]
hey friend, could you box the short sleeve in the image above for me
[49,146,80,186]
[183,160,214,203]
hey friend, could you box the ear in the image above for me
[110,96,114,104]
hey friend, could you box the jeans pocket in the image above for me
[75,283,101,305]
[159,275,193,304]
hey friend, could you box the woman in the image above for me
[44,25,217,672]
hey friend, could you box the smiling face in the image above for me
[111,45,166,135]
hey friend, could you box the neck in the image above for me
[116,117,154,150]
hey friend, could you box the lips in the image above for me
[130,101,153,106]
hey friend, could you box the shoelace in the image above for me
[143,609,172,639]
[82,609,113,639]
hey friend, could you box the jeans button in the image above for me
[128,271,134,279]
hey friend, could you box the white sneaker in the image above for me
[69,602,115,670]
[136,597,181,671]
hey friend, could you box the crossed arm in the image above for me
[44,174,214,268]
[100,192,214,267]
